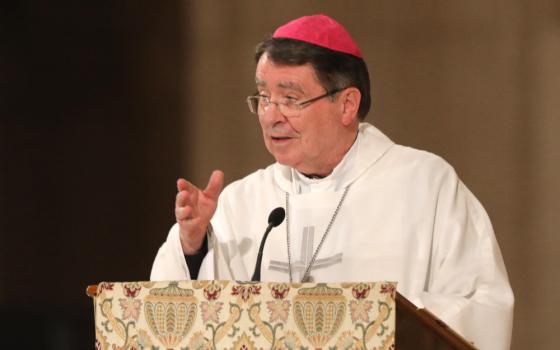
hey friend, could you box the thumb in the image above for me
[203,170,224,200]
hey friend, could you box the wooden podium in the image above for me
[87,281,476,349]
[394,292,476,349]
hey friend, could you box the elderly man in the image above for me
[151,14,513,349]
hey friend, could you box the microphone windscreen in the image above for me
[268,207,285,227]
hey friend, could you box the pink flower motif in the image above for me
[380,283,396,299]
[119,298,142,321]
[231,284,261,303]
[123,282,141,298]
[349,300,373,323]
[266,300,291,323]
[201,301,223,324]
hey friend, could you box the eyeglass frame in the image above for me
[246,87,346,117]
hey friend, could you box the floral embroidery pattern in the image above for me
[349,299,374,323]
[380,283,396,300]
[135,329,153,348]
[91,281,395,349]
[270,283,290,299]
[200,301,223,324]
[188,331,212,350]
[97,282,114,294]
[231,283,261,303]
[276,330,301,350]
[123,282,141,298]
[203,281,223,300]
[118,298,142,321]
[336,330,359,349]
[266,300,291,323]
[352,283,371,299]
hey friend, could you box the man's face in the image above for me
[255,54,348,176]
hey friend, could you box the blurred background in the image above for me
[1,1,559,348]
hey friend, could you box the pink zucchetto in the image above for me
[272,14,362,58]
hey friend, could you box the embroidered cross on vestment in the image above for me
[268,226,343,282]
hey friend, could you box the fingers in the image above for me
[175,207,192,221]
[177,178,199,196]
[175,191,198,221]
[175,178,200,218]
[203,170,224,200]
[175,205,193,221]
[175,170,223,222]
[177,178,188,192]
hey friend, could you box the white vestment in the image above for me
[151,123,514,350]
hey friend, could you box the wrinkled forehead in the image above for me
[254,54,321,93]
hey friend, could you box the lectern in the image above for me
[87,281,476,349]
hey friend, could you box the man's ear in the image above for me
[340,87,361,126]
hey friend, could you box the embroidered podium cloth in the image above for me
[90,280,396,350]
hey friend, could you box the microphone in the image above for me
[251,207,285,281]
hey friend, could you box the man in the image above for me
[151,14,513,349]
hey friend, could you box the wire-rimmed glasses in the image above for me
[246,88,345,118]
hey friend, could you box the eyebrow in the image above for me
[278,81,305,93]
[255,78,305,94]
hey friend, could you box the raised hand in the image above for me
[175,170,224,254]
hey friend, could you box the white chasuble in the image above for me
[267,190,345,283]
[150,123,514,350]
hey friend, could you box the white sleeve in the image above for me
[150,223,231,281]
[420,169,514,350]
[150,224,191,281]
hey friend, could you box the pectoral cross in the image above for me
[269,226,343,282]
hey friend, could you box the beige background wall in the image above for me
[181,1,560,349]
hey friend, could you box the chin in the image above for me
[274,157,293,167]
[272,154,298,168]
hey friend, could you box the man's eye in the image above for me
[283,96,299,104]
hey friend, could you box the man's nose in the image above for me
[261,102,286,123]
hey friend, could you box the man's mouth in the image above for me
[270,135,294,145]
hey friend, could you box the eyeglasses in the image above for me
[246,88,345,118]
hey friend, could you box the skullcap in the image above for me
[272,14,362,58]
